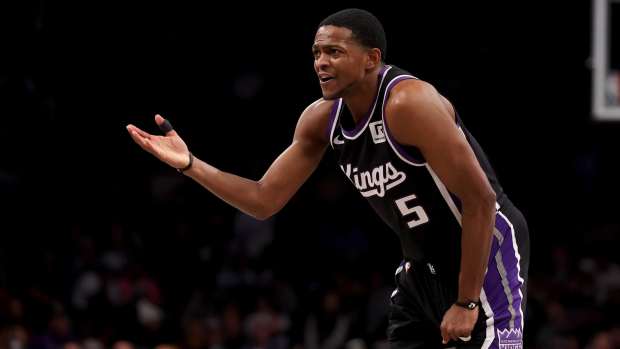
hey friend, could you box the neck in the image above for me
[343,64,385,123]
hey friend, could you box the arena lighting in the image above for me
[592,0,620,120]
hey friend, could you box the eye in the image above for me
[330,48,342,57]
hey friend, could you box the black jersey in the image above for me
[327,65,507,270]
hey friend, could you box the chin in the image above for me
[321,89,342,100]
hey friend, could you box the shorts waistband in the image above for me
[397,259,440,276]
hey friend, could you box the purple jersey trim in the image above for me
[325,99,342,145]
[381,76,426,165]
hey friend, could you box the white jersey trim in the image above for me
[328,99,344,149]
[424,165,462,222]
[480,288,496,349]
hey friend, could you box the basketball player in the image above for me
[127,9,529,349]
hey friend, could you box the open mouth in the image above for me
[320,76,335,83]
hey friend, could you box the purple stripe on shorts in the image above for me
[497,213,524,326]
[483,236,506,320]
[483,239,503,349]
[482,213,525,348]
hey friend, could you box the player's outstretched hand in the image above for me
[126,114,191,170]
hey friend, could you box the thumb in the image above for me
[440,321,449,344]
[154,114,178,137]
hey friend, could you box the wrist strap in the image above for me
[455,299,480,310]
[177,152,193,173]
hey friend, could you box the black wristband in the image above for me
[177,152,193,173]
[455,300,480,310]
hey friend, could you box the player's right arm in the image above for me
[126,99,333,220]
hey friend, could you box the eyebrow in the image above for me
[312,43,346,51]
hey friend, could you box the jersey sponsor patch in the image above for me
[341,162,406,197]
[369,120,386,144]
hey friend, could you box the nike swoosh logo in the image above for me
[333,135,345,145]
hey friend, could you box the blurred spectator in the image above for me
[222,303,245,349]
[364,271,391,347]
[63,341,82,349]
[154,345,179,349]
[243,295,289,349]
[111,340,134,349]
[0,324,28,349]
[303,288,353,349]
[182,318,207,349]
[586,331,614,349]
[231,213,275,261]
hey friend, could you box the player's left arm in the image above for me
[385,79,496,343]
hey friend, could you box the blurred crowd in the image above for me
[0,209,394,349]
[1,176,620,349]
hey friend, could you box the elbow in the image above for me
[484,188,496,207]
[471,180,496,209]
[481,188,497,213]
[462,187,496,213]
[250,201,280,221]
[251,181,285,220]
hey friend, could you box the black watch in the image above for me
[455,300,480,310]
[177,152,194,174]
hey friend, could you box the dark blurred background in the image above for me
[1,1,618,349]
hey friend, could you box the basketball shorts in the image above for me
[388,200,529,349]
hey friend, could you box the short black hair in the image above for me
[318,8,387,61]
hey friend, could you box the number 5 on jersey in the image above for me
[395,194,429,228]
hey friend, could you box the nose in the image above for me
[315,52,329,71]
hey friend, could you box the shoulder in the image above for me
[384,79,457,147]
[385,79,455,125]
[294,98,336,144]
[386,79,441,111]
[302,98,336,118]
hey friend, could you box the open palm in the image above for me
[126,114,190,169]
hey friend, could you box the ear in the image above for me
[365,48,382,70]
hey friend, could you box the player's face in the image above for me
[312,25,370,100]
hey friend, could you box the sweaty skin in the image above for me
[127,24,495,345]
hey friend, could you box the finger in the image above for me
[456,322,474,339]
[449,329,461,341]
[126,124,152,139]
[443,324,461,342]
[440,323,449,344]
[447,332,457,342]
[129,130,154,153]
[128,129,146,147]
[458,328,473,340]
[155,114,178,137]
[154,114,165,125]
